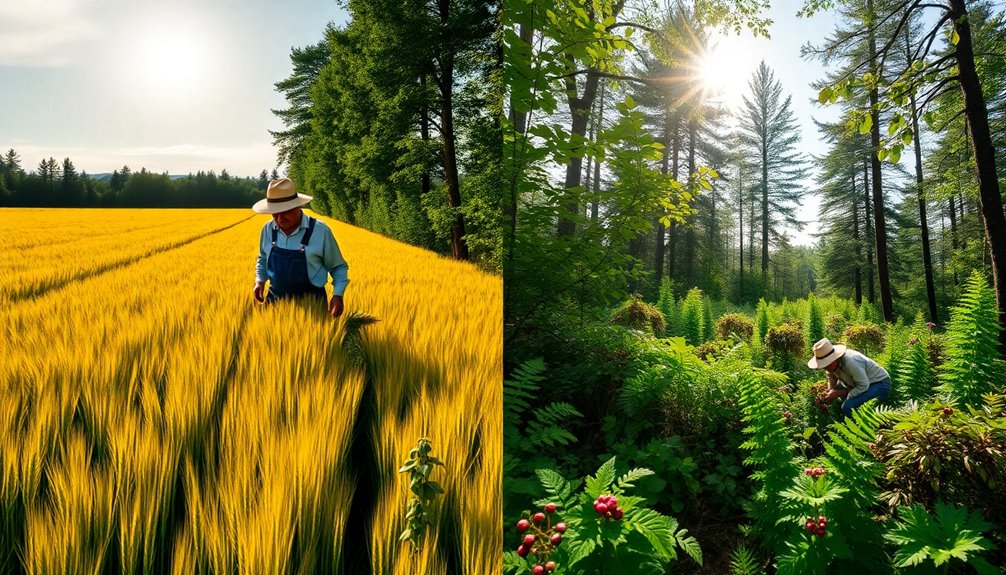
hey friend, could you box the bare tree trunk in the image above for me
[655,113,670,286]
[738,162,744,300]
[949,0,1006,354]
[864,159,875,304]
[667,116,681,281]
[684,117,697,289]
[853,171,862,305]
[434,16,469,260]
[910,88,939,324]
[867,0,894,322]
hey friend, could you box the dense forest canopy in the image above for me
[504,0,1006,348]
[271,0,502,272]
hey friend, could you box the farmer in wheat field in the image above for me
[807,338,891,417]
[252,178,348,318]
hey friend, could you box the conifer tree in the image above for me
[737,61,805,295]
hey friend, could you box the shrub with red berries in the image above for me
[504,457,703,574]
[593,494,624,521]
[804,515,827,538]
[513,502,563,573]
[804,466,826,478]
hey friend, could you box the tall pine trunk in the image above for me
[738,163,745,299]
[864,159,875,304]
[867,0,893,321]
[949,0,1006,354]
[591,80,605,223]
[667,116,681,281]
[684,117,697,290]
[904,24,939,324]
[853,170,862,305]
[655,113,671,286]
[437,42,469,260]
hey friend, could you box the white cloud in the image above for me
[11,141,278,177]
[0,1,99,66]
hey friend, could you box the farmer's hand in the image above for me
[329,295,344,318]
[253,281,265,303]
[821,388,850,403]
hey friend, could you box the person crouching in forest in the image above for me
[252,178,349,318]
[807,338,891,417]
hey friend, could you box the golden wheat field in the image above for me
[0,207,502,575]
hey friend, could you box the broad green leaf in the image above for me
[859,114,872,135]
[818,86,832,104]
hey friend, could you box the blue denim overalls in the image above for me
[266,217,327,304]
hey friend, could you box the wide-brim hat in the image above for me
[807,338,847,369]
[252,178,312,214]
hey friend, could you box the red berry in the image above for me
[607,497,618,507]
[943,407,953,415]
[595,503,608,514]
[523,534,535,546]
[550,533,562,546]
[613,508,624,520]
[533,512,545,524]
[533,566,545,575]
[818,516,827,526]
[554,522,567,533]
[804,468,813,475]
[783,411,792,418]
[545,503,557,513]
[816,526,826,537]
[545,562,556,572]
[517,545,530,557]
[806,520,815,532]
[517,519,530,532]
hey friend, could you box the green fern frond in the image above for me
[628,509,702,565]
[534,467,579,509]
[897,342,934,403]
[526,402,583,447]
[737,370,798,551]
[729,545,763,575]
[884,502,996,574]
[584,456,617,499]
[504,357,546,427]
[938,271,1005,407]
[616,468,655,491]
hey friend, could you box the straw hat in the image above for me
[807,338,847,369]
[252,178,312,214]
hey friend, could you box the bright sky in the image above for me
[697,2,848,247]
[0,0,349,178]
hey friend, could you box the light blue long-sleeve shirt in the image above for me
[833,349,890,400]
[255,215,349,296]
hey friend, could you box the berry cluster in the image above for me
[813,394,831,413]
[515,503,564,573]
[782,411,792,419]
[594,495,624,520]
[804,466,826,478]
[805,515,827,538]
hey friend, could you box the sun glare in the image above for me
[126,21,213,106]
[699,34,760,111]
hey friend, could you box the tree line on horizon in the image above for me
[0,149,278,209]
